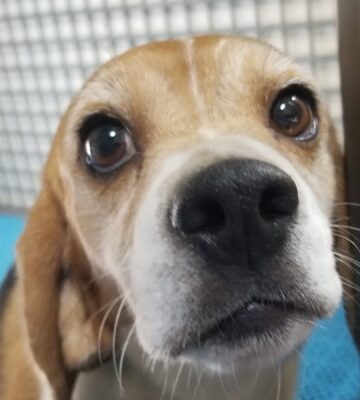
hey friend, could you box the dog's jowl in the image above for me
[0,36,354,400]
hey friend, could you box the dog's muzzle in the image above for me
[133,156,339,361]
[170,159,299,267]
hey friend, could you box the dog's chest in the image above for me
[73,340,298,400]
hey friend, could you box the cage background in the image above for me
[0,0,341,210]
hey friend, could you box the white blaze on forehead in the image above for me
[214,37,228,59]
[184,38,211,133]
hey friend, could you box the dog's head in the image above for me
[18,36,351,389]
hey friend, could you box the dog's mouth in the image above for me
[173,297,320,357]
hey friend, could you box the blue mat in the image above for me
[0,213,359,398]
[0,214,26,281]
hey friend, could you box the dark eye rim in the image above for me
[269,83,319,142]
[78,112,131,142]
[77,112,137,174]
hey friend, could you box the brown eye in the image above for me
[270,92,318,140]
[84,122,136,173]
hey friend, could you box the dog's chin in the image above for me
[138,300,319,374]
[178,320,313,373]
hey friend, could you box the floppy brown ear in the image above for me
[16,156,121,399]
[16,178,75,400]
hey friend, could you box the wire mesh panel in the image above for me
[0,0,341,209]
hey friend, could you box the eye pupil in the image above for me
[92,127,124,158]
[84,120,136,173]
[273,96,301,129]
[270,90,317,140]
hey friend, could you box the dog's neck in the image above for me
[73,335,299,400]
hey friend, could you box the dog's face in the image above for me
[55,36,342,370]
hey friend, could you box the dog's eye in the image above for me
[84,122,136,173]
[270,91,317,141]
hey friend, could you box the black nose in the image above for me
[170,159,299,266]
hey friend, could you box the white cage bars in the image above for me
[0,0,341,209]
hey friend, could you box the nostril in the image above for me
[174,197,227,235]
[259,178,299,221]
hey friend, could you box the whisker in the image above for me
[231,360,241,392]
[340,277,360,294]
[333,226,360,248]
[334,257,360,281]
[251,346,261,388]
[334,252,360,272]
[217,372,229,397]
[276,367,282,400]
[90,296,122,323]
[305,319,328,332]
[112,307,122,382]
[338,277,360,308]
[149,354,157,374]
[333,225,352,234]
[341,274,360,286]
[270,356,277,395]
[97,296,122,365]
[331,216,350,224]
[333,232,360,255]
[334,202,360,208]
[160,356,170,400]
[118,323,136,395]
[217,369,230,398]
[186,364,193,389]
[60,273,122,335]
[170,360,184,400]
[192,366,205,400]
[111,291,130,384]
[332,223,360,233]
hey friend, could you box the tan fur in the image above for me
[1,284,41,400]
[59,280,105,370]
[0,35,356,399]
[60,232,123,371]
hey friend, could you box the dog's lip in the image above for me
[172,297,319,357]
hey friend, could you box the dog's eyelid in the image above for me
[275,82,319,113]
[77,112,132,142]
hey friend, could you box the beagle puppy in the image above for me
[0,35,356,400]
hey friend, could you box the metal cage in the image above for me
[0,0,341,209]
